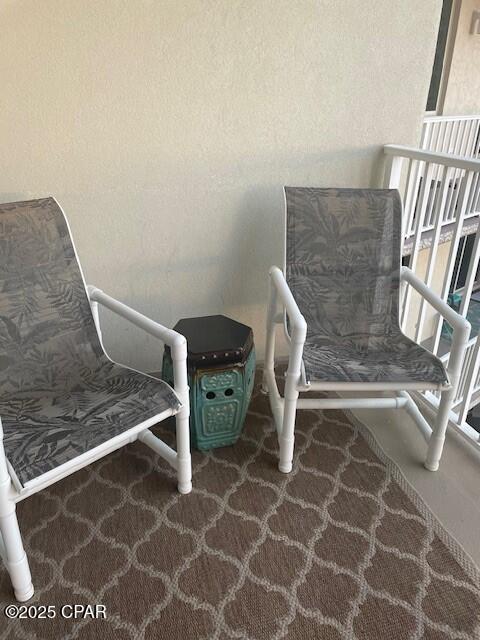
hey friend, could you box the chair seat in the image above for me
[1,363,181,487]
[302,333,449,387]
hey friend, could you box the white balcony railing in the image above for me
[384,138,480,446]
[420,115,480,226]
[422,115,480,159]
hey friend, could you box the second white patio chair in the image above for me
[0,197,191,602]
[263,188,470,475]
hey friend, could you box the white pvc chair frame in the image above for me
[0,287,192,603]
[262,264,471,475]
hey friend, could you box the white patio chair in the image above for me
[263,188,470,475]
[0,197,191,602]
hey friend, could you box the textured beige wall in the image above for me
[0,0,441,369]
[443,0,480,114]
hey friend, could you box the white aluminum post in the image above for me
[0,418,34,602]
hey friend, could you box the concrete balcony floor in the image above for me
[347,400,480,566]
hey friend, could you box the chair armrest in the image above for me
[87,286,186,351]
[400,267,470,336]
[400,267,471,387]
[269,267,307,340]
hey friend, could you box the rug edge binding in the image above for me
[343,408,480,589]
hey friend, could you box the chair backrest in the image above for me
[0,197,104,396]
[285,187,403,343]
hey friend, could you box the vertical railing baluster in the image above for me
[404,160,420,237]
[457,337,480,425]
[401,162,434,332]
[420,121,431,151]
[444,120,453,154]
[457,120,467,156]
[474,118,480,159]
[383,154,404,189]
[467,119,476,157]
[444,166,460,223]
[426,161,441,228]
[415,165,451,344]
[459,211,480,317]
[432,171,475,354]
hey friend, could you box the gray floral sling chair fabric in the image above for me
[0,197,191,602]
[286,188,447,385]
[263,187,470,477]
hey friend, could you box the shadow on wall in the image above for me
[223,143,383,303]
[226,186,283,308]
[96,183,283,316]
[92,187,279,370]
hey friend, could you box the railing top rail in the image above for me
[424,114,480,123]
[384,144,480,172]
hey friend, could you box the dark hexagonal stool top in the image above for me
[172,315,254,370]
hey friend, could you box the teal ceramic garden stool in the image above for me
[162,315,255,450]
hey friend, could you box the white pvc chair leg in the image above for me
[0,418,34,601]
[425,387,454,471]
[278,330,305,474]
[171,339,192,495]
[0,500,34,602]
[262,278,278,395]
[175,408,192,494]
[263,268,307,474]
[279,381,299,473]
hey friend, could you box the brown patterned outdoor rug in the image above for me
[1,381,479,640]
